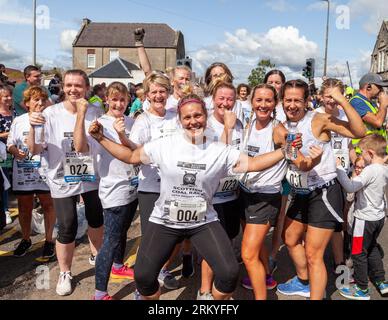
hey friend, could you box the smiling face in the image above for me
[0,89,12,110]
[107,92,128,118]
[213,87,236,122]
[210,66,226,81]
[147,83,168,114]
[26,70,42,86]
[252,88,276,122]
[179,102,207,141]
[239,86,248,100]
[283,87,308,122]
[63,74,88,104]
[173,68,191,98]
[25,93,48,112]
[321,88,339,114]
[266,74,284,94]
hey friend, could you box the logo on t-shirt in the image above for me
[183,172,197,186]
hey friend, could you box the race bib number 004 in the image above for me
[64,156,96,183]
[286,167,308,189]
[169,199,206,224]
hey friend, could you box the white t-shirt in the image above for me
[237,99,252,127]
[316,107,351,172]
[337,164,388,221]
[166,95,179,114]
[240,120,287,193]
[275,103,287,123]
[90,114,138,209]
[7,114,49,191]
[206,115,243,204]
[42,103,103,198]
[144,133,241,229]
[130,110,180,193]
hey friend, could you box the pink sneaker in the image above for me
[111,265,134,280]
[266,274,277,290]
[241,275,278,290]
[93,294,113,300]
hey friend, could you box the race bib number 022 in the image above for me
[64,156,96,183]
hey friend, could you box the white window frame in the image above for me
[109,49,119,62]
[87,54,96,68]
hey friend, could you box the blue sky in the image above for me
[0,0,386,86]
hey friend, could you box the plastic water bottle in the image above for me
[286,122,298,160]
[34,125,44,144]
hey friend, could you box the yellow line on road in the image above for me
[0,227,18,243]
[0,240,45,257]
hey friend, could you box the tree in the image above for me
[248,59,275,87]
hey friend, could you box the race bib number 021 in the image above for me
[64,156,96,183]
[169,199,206,224]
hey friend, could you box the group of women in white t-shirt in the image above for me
[4,61,368,301]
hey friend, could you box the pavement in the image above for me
[1,193,388,301]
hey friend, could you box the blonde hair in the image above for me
[106,82,128,98]
[211,78,236,99]
[320,78,345,95]
[143,71,171,94]
[23,86,48,105]
[359,134,387,158]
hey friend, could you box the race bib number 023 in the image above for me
[169,199,206,224]
[64,156,96,183]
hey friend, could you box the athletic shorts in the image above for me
[241,190,282,227]
[214,199,243,240]
[287,180,344,230]
[281,179,291,196]
[13,190,51,196]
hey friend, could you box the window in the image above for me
[87,54,96,68]
[109,49,119,62]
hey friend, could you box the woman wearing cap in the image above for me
[87,94,318,300]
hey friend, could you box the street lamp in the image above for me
[322,0,330,78]
[33,0,36,66]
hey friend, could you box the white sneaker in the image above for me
[5,211,12,225]
[88,254,96,266]
[133,289,142,300]
[56,271,73,296]
[197,290,214,300]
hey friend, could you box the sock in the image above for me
[113,263,124,270]
[95,290,108,300]
[298,277,309,286]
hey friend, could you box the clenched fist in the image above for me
[88,121,104,142]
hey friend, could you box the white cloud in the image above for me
[265,0,295,12]
[191,26,318,83]
[0,0,32,25]
[60,29,78,52]
[307,1,337,12]
[0,40,27,66]
[346,0,388,34]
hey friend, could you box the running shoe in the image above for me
[93,294,113,300]
[241,275,277,290]
[158,269,179,290]
[56,271,73,296]
[181,254,195,278]
[266,274,278,290]
[111,265,134,280]
[42,241,55,259]
[338,284,370,300]
[197,290,214,300]
[133,289,142,300]
[13,239,32,257]
[89,254,96,266]
[376,281,388,295]
[277,276,310,298]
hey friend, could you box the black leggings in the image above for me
[134,221,239,296]
[138,191,160,235]
[53,190,103,244]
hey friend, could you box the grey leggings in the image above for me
[53,190,103,244]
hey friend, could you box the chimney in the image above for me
[83,18,91,26]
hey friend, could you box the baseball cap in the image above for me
[359,73,388,88]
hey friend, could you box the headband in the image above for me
[177,98,206,110]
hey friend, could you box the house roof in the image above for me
[372,20,388,55]
[88,57,140,79]
[73,21,179,48]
